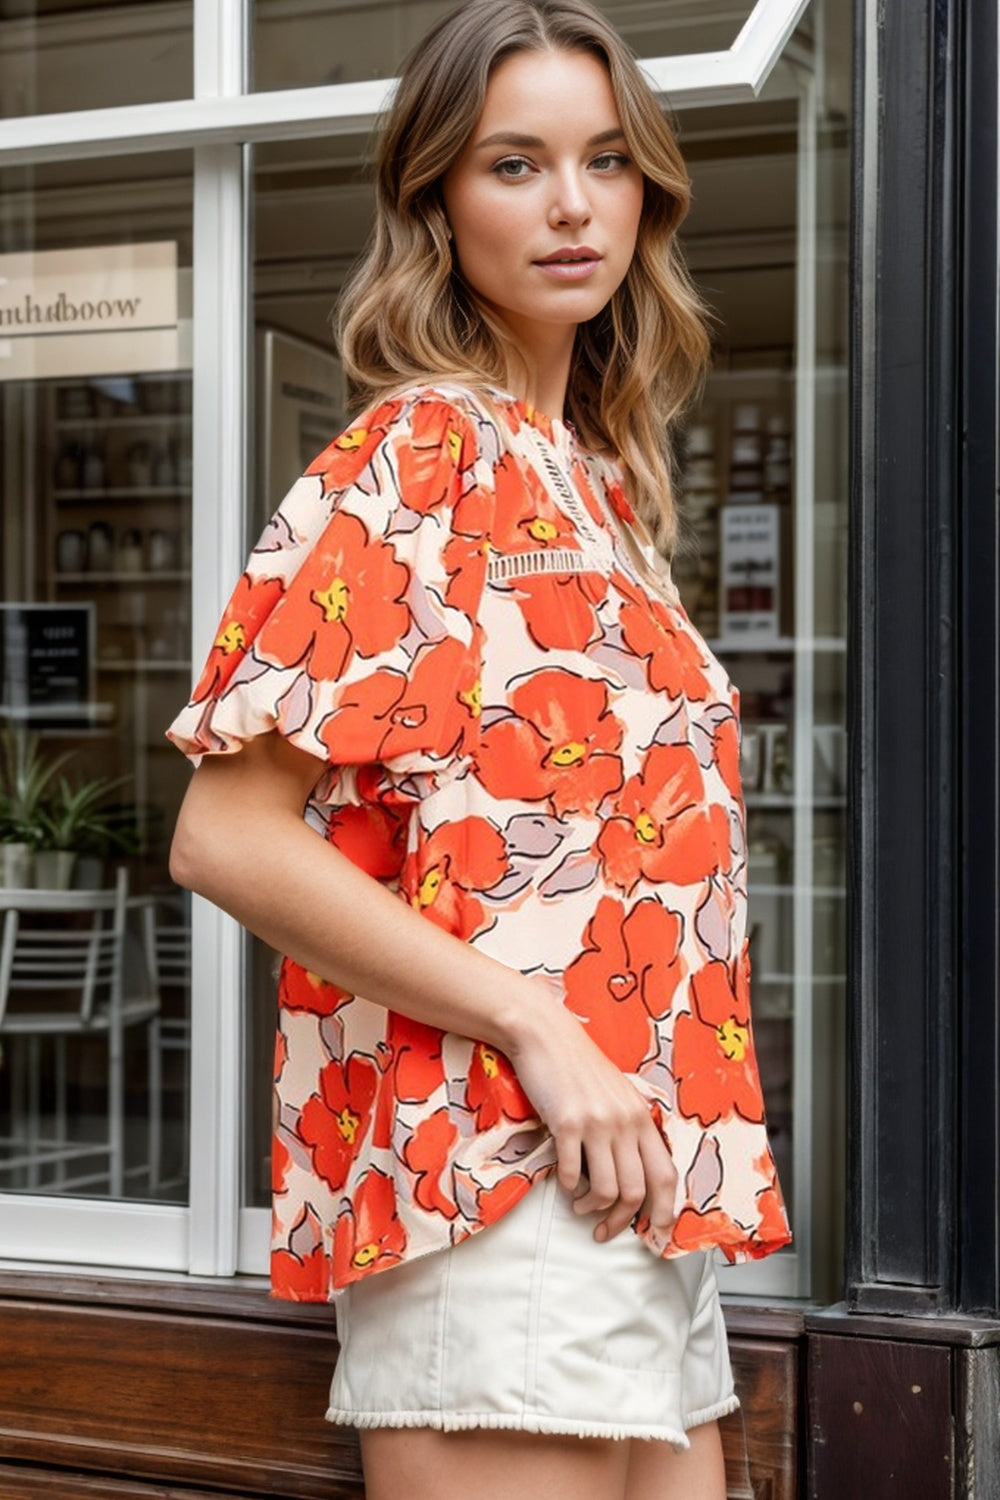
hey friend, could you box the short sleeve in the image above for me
[167,393,495,778]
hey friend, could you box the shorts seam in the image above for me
[524,1174,558,1419]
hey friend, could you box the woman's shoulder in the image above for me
[354,380,505,434]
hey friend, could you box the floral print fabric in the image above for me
[168,385,791,1300]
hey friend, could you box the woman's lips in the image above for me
[532,253,603,281]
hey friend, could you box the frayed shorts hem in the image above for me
[325,1396,739,1445]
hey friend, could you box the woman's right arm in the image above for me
[170,729,678,1244]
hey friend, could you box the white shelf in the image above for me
[708,635,846,654]
[56,571,191,584]
[53,488,191,502]
[98,659,191,673]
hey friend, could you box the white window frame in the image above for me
[0,0,819,1296]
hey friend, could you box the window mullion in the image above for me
[186,0,249,1278]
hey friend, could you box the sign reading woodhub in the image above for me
[0,242,179,379]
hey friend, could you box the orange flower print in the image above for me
[673,948,765,1126]
[191,572,285,704]
[508,570,606,653]
[328,803,408,880]
[401,1108,459,1219]
[334,1169,407,1283]
[272,1203,328,1300]
[672,1204,748,1261]
[617,575,712,701]
[477,670,624,818]
[476,1171,536,1225]
[259,511,411,682]
[385,1011,446,1105]
[304,400,404,491]
[751,1150,790,1250]
[710,712,743,802]
[298,1055,379,1193]
[596,744,732,894]
[319,634,482,767]
[465,1042,536,1131]
[396,401,474,515]
[278,959,350,1017]
[404,817,507,940]
[563,896,685,1072]
[493,453,577,552]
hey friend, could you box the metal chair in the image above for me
[0,869,161,1196]
[133,893,190,1194]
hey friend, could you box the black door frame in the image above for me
[848,0,999,1318]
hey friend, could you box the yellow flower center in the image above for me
[336,1107,361,1144]
[479,1045,500,1080]
[417,867,443,908]
[447,428,463,465]
[634,812,658,845]
[214,620,246,654]
[336,427,368,451]
[716,1018,749,1063]
[313,577,350,623]
[527,517,559,543]
[352,1242,379,1268]
[460,681,483,717]
[549,741,587,768]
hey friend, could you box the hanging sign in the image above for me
[0,242,181,381]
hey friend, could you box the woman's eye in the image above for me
[591,151,631,172]
[492,156,534,180]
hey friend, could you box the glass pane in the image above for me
[243,3,852,1305]
[0,151,193,1206]
[0,0,192,118]
[253,0,762,93]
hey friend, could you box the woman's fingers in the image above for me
[555,1130,584,1198]
[568,1113,677,1242]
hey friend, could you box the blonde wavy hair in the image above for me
[337,0,712,544]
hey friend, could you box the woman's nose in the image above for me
[548,170,592,229]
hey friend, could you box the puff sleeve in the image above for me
[167,392,495,780]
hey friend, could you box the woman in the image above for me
[168,3,790,1497]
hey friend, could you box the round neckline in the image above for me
[487,387,579,443]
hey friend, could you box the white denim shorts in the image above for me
[327,1173,738,1447]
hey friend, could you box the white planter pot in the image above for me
[33,848,77,890]
[1,842,34,888]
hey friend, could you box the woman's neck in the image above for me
[501,323,576,422]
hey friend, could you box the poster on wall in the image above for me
[256,327,346,530]
[0,603,104,728]
[0,242,186,381]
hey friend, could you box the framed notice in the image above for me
[0,603,99,727]
[256,327,345,532]
[719,503,782,642]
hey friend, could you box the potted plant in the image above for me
[0,727,70,888]
[33,773,141,889]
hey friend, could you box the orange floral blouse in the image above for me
[168,384,791,1300]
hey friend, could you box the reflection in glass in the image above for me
[253,0,766,94]
[0,154,193,1204]
[0,0,192,118]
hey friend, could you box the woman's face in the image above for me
[441,47,644,361]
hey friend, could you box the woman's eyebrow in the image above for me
[474,126,627,150]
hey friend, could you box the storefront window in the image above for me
[242,1,851,1299]
[253,0,766,94]
[0,152,193,1207]
[0,0,192,118]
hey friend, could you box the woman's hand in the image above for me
[171,730,677,1246]
[505,997,678,1244]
